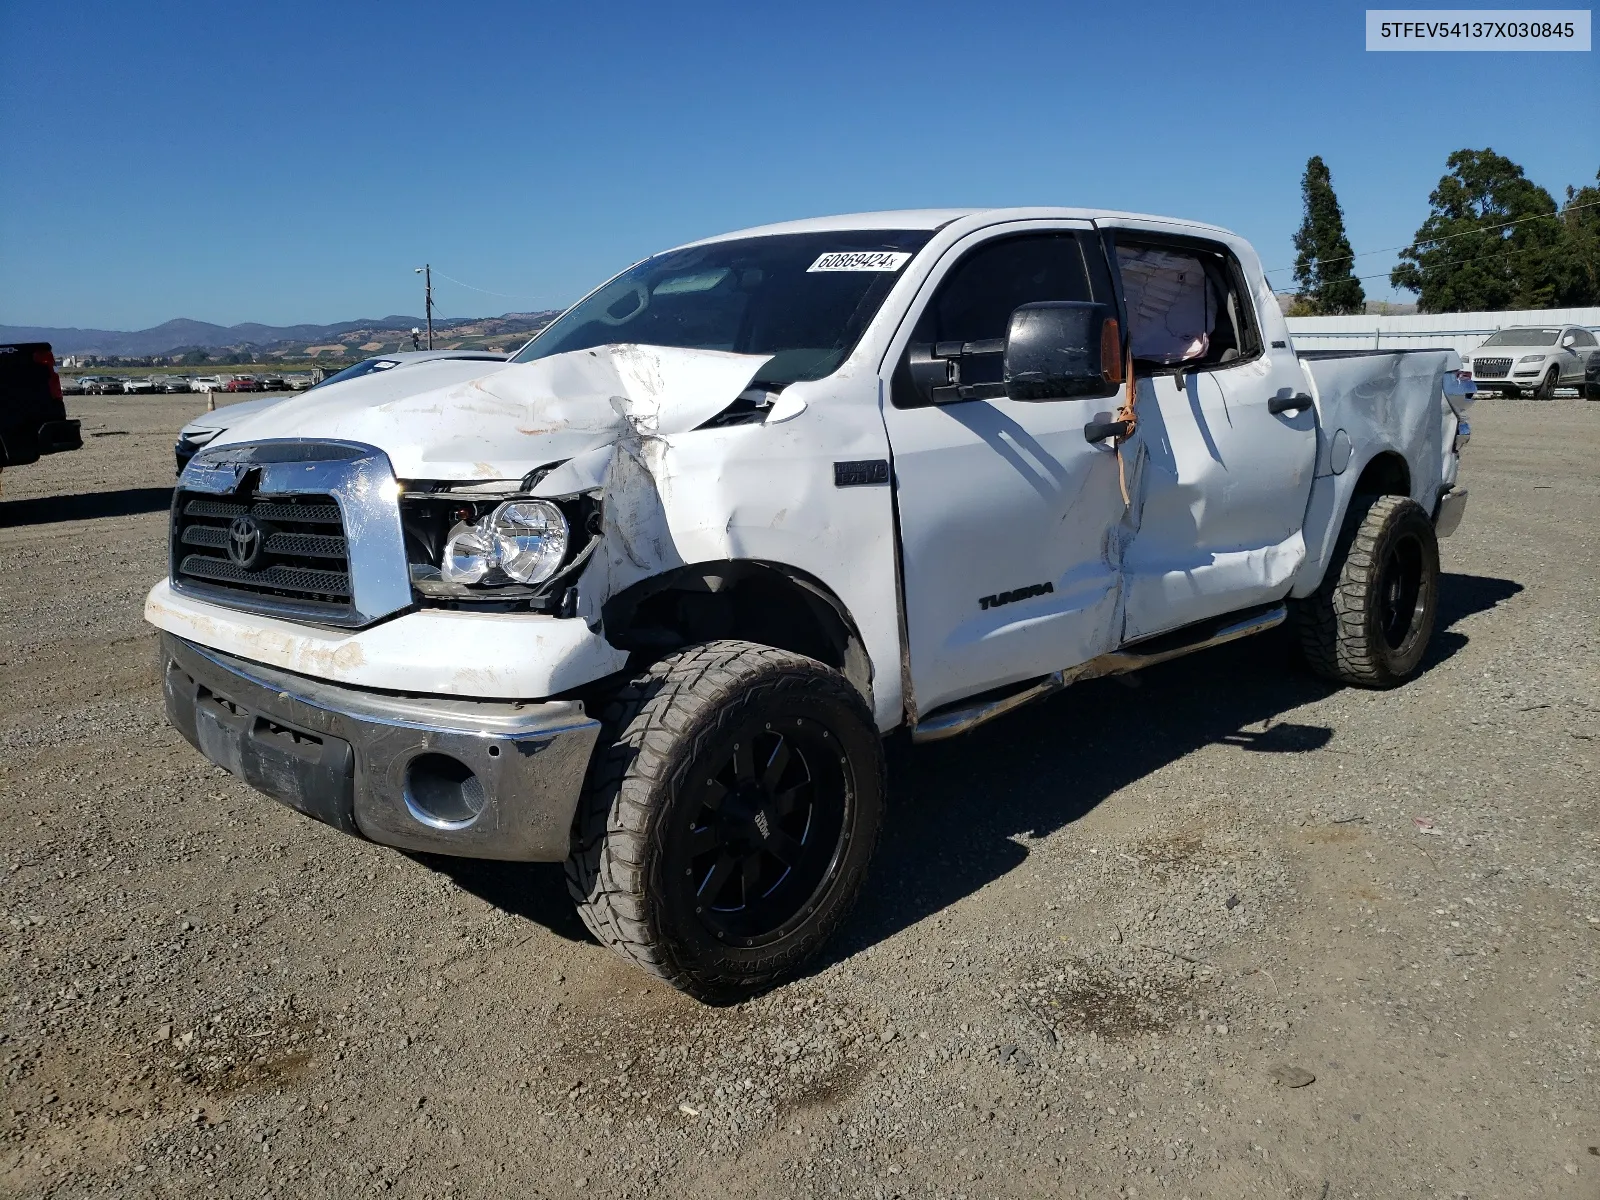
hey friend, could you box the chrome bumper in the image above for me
[160,634,600,861]
[1435,486,1469,538]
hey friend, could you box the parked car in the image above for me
[171,350,511,471]
[0,342,81,467]
[189,376,229,394]
[146,208,1473,1001]
[122,376,161,396]
[78,376,125,395]
[1464,325,1599,398]
[1584,350,1600,401]
[285,374,316,390]
[151,375,190,394]
[259,375,290,391]
[223,376,261,393]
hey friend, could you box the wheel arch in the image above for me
[600,560,875,709]
[1291,447,1418,599]
[1349,449,1411,500]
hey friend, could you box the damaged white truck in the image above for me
[145,208,1473,1000]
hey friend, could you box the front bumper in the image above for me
[161,633,600,861]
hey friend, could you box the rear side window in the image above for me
[892,232,1112,407]
[1572,329,1597,347]
[1115,237,1261,371]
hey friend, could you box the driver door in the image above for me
[880,223,1132,717]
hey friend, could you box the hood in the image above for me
[182,395,282,436]
[211,344,773,481]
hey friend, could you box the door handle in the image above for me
[1084,418,1133,444]
[1268,393,1313,415]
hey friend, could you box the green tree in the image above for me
[1291,156,1366,315]
[1559,170,1600,305]
[180,349,209,366]
[1390,149,1566,312]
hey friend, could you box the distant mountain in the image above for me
[0,312,561,357]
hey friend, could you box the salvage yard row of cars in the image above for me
[67,372,317,395]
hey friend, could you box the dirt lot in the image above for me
[1,393,1596,1200]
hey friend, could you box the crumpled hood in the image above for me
[211,344,773,481]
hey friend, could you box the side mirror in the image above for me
[1003,302,1123,401]
[1561,334,1577,349]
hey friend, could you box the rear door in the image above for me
[1108,226,1318,640]
[880,222,1132,717]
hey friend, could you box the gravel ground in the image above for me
[1,393,1596,1200]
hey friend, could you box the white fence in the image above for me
[1285,307,1600,356]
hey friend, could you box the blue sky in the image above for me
[2,0,1595,330]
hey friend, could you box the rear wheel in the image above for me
[566,640,885,1002]
[1534,366,1559,400]
[1293,494,1440,688]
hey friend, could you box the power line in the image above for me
[1265,197,1600,278]
[430,270,540,304]
[1346,238,1573,283]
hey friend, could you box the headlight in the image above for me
[489,499,569,584]
[441,522,498,584]
[436,498,570,586]
[1517,354,1545,363]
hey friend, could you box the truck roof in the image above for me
[684,207,1241,245]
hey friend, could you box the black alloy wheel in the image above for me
[1376,528,1427,655]
[671,717,849,947]
[1534,366,1559,400]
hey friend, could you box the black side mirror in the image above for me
[1003,302,1122,402]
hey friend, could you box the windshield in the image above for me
[1480,329,1559,347]
[312,358,401,389]
[513,230,933,385]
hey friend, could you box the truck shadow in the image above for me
[815,569,1522,969]
[429,571,1521,959]
[0,486,172,528]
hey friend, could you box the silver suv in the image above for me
[1465,325,1599,399]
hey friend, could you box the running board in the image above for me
[910,603,1287,743]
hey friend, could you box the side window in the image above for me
[1115,238,1261,371]
[892,232,1111,407]
[1573,329,1597,348]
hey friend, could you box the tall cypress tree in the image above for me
[1292,157,1366,315]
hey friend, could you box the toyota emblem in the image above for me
[227,515,264,569]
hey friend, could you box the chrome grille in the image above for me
[1471,357,1512,379]
[172,491,353,617]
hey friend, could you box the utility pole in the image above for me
[414,264,434,349]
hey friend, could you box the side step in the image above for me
[910,603,1287,743]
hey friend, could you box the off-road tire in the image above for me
[565,640,885,1002]
[1534,366,1559,400]
[1293,494,1440,688]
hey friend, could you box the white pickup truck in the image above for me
[145,208,1473,1000]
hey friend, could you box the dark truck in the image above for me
[0,343,81,470]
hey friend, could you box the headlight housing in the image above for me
[439,499,570,586]
[488,499,569,584]
[1517,354,1546,363]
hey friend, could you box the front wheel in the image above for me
[566,641,885,1002]
[1293,494,1440,688]
[1534,366,1559,400]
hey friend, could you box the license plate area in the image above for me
[188,681,358,834]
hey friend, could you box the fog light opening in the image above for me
[404,753,486,830]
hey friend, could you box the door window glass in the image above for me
[892,233,1109,407]
[1115,239,1260,371]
